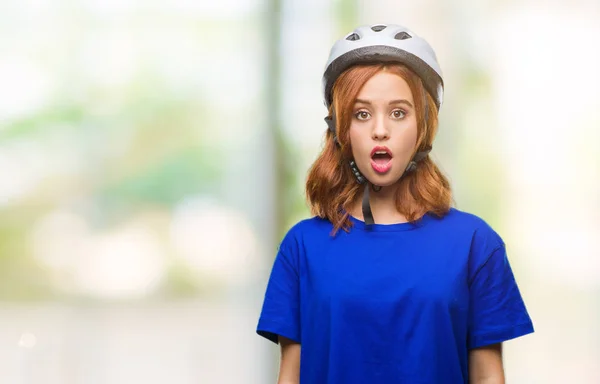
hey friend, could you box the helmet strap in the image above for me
[324,110,339,146]
[361,184,375,226]
[404,146,432,173]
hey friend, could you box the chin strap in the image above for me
[349,160,375,225]
[325,109,431,228]
[362,184,374,226]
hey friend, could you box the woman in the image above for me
[256,24,534,384]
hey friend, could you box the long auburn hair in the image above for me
[306,63,452,235]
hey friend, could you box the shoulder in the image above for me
[431,207,505,254]
[284,216,332,239]
[434,207,498,232]
[287,215,332,234]
[430,208,509,281]
[278,216,333,252]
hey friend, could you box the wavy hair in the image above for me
[306,64,452,235]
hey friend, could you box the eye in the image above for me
[391,109,406,119]
[354,110,371,121]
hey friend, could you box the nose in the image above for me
[371,115,389,141]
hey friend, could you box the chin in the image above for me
[358,158,409,187]
[365,171,404,187]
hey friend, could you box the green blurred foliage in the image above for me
[0,70,222,300]
[0,217,56,301]
[334,0,358,35]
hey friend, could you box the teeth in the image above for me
[375,151,387,155]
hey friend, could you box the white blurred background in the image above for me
[0,0,598,382]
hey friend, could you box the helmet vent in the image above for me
[371,25,387,32]
[394,31,412,40]
[346,33,361,41]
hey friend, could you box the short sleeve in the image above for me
[467,245,534,349]
[256,238,301,344]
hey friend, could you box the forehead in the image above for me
[356,71,413,101]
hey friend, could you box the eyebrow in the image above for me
[354,98,414,108]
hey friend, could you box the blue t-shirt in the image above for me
[256,208,534,383]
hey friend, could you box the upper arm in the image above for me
[466,229,533,382]
[278,335,301,384]
[468,343,504,383]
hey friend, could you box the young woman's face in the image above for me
[349,71,418,187]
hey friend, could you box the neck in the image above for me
[349,182,408,225]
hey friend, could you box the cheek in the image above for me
[391,123,418,165]
[399,122,418,150]
[348,126,367,157]
[405,128,418,148]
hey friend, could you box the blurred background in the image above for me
[0,0,598,382]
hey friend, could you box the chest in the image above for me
[301,234,471,313]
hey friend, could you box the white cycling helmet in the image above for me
[323,24,444,110]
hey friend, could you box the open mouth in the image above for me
[371,151,392,164]
[370,146,393,173]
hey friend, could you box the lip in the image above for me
[370,146,393,157]
[370,146,393,174]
